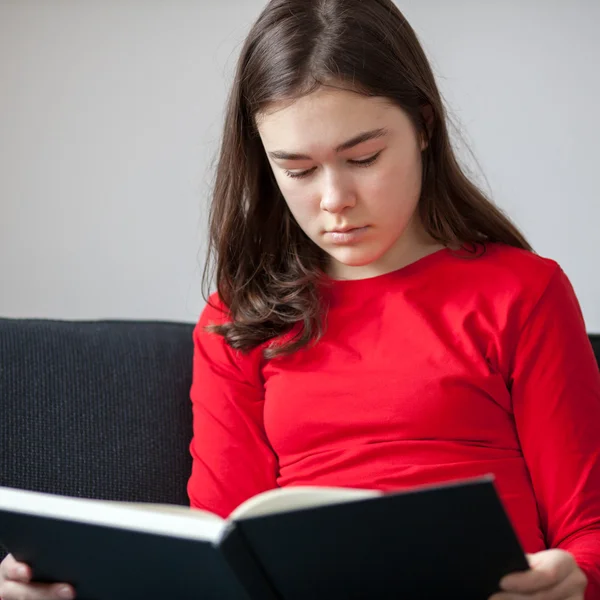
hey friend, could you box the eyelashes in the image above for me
[284,151,383,180]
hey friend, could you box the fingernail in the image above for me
[56,584,75,599]
[16,565,28,577]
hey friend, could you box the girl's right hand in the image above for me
[0,554,75,599]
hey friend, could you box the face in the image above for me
[256,86,435,280]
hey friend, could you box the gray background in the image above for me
[1,1,598,331]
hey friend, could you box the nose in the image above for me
[319,170,356,213]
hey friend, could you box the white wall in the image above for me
[1,1,598,330]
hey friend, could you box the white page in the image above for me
[230,486,380,521]
[0,486,225,543]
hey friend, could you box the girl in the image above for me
[2,1,599,599]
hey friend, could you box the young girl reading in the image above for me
[2,1,598,599]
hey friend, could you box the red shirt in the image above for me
[188,243,600,598]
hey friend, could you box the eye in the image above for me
[283,150,382,180]
[284,167,316,180]
[348,150,382,167]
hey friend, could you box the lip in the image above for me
[327,224,368,233]
[324,225,369,244]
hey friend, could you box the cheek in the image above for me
[366,154,422,213]
[276,179,320,224]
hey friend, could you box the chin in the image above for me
[328,248,383,268]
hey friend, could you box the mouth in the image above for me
[324,225,370,244]
[327,225,367,234]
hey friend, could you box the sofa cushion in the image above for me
[590,334,600,368]
[0,318,194,508]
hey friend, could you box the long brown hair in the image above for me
[203,0,531,358]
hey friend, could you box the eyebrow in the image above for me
[267,127,389,161]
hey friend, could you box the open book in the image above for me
[0,475,528,600]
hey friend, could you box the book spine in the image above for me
[218,523,282,600]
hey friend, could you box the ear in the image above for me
[420,104,434,150]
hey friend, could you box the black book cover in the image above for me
[219,524,281,600]
[1,511,257,600]
[236,478,528,600]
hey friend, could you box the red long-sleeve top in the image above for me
[188,243,600,597]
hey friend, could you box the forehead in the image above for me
[255,87,401,150]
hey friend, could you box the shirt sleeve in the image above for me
[509,266,600,599]
[187,297,278,518]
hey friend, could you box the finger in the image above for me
[0,554,31,583]
[0,579,75,600]
[0,553,17,577]
[9,563,32,583]
[498,567,555,594]
[527,549,576,581]
[490,568,587,600]
[500,550,575,593]
[490,594,584,600]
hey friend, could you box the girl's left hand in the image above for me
[489,549,587,600]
